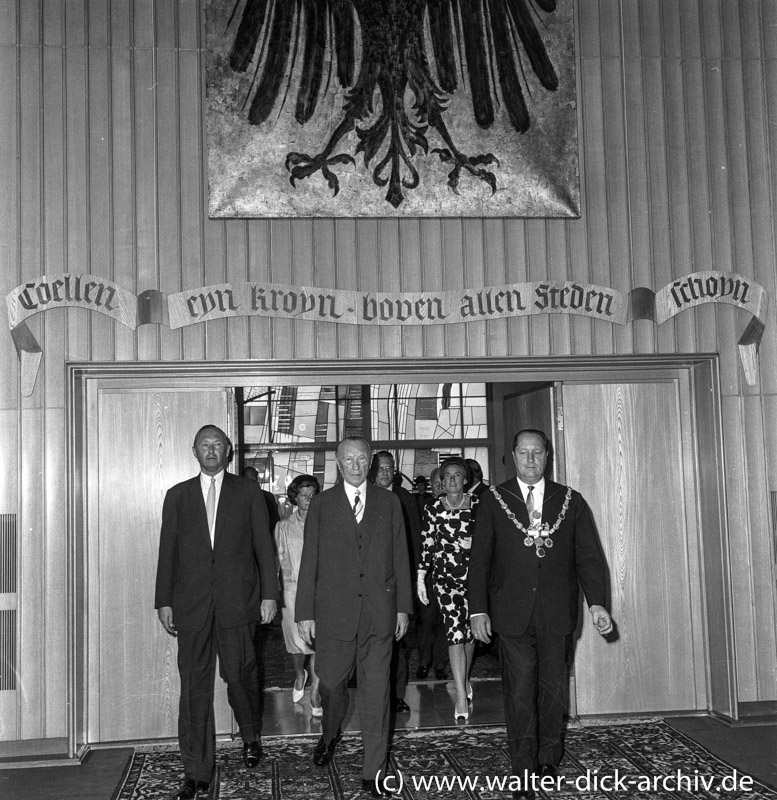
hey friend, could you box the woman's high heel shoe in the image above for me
[467,682,473,702]
[292,669,308,703]
[454,703,469,722]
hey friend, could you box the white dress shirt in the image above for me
[200,469,225,546]
[343,480,367,522]
[516,476,545,526]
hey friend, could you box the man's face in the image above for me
[374,456,395,489]
[193,428,230,476]
[337,440,372,487]
[512,433,548,485]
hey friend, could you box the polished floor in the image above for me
[2,678,777,799]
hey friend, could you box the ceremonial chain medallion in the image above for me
[489,485,572,558]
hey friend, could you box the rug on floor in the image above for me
[111,720,777,800]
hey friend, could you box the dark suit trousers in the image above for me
[415,576,448,670]
[315,606,393,781]
[498,600,572,775]
[176,603,261,782]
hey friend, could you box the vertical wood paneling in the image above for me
[179,44,205,360]
[313,219,338,358]
[419,220,444,357]
[742,395,777,699]
[398,220,423,358]
[64,45,91,359]
[225,220,250,359]
[333,219,360,358]
[19,409,44,737]
[503,221,530,352]
[720,395,759,700]
[441,219,466,358]
[378,220,402,359]
[482,219,508,357]
[461,220,486,357]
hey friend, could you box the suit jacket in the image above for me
[154,472,279,632]
[467,478,607,636]
[295,482,413,641]
[392,485,423,570]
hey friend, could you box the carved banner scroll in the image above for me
[5,272,768,395]
[166,281,628,329]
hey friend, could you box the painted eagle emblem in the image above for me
[223,0,560,208]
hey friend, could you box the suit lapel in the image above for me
[540,480,566,525]
[498,479,531,526]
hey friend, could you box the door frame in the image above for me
[66,354,735,757]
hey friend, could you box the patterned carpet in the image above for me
[111,721,777,800]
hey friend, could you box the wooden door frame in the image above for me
[66,354,735,757]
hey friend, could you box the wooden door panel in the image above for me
[90,390,233,742]
[563,383,704,714]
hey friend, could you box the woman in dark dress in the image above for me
[417,456,479,721]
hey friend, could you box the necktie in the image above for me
[206,477,216,535]
[526,485,536,520]
[353,489,362,522]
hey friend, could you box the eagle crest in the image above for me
[219,0,562,209]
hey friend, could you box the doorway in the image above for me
[69,355,734,752]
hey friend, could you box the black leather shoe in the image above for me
[313,733,340,766]
[173,777,209,799]
[415,664,429,679]
[434,667,447,680]
[243,739,262,768]
[393,698,411,713]
[539,764,558,779]
[361,777,394,796]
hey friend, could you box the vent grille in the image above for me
[0,514,17,593]
[0,609,16,690]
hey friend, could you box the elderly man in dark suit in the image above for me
[296,437,412,798]
[155,425,279,800]
[468,429,612,800]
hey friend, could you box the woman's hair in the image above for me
[287,474,321,505]
[438,456,471,485]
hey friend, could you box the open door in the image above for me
[560,381,707,715]
[86,388,236,743]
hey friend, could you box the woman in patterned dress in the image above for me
[275,474,323,716]
[417,456,479,721]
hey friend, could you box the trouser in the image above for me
[176,605,260,783]
[391,637,408,699]
[415,579,448,670]
[498,605,572,775]
[315,607,394,780]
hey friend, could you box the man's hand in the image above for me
[470,613,492,643]
[298,619,315,646]
[590,604,613,636]
[416,573,429,605]
[395,612,409,640]
[157,606,176,637]
[260,599,277,624]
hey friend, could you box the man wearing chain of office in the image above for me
[468,429,613,800]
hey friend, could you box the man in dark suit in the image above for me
[465,458,489,496]
[296,437,412,798]
[468,429,612,800]
[155,425,279,800]
[241,465,281,532]
[369,450,422,714]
